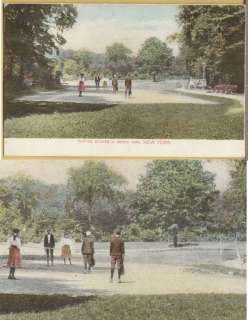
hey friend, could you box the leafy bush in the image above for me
[140,229,160,242]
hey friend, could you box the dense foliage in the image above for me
[177,5,245,91]
[136,37,174,81]
[55,37,174,80]
[0,161,245,242]
[3,4,78,87]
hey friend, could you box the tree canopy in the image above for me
[4,4,78,85]
[105,42,134,77]
[132,161,216,231]
[67,161,127,229]
[137,37,174,81]
[177,5,245,90]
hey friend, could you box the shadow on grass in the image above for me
[4,101,117,119]
[0,293,94,314]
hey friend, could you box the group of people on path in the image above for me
[78,73,132,98]
[6,228,125,283]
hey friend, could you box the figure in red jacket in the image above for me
[78,74,85,96]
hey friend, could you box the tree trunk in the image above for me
[19,57,25,88]
[87,188,93,229]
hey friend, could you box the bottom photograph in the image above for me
[0,159,246,320]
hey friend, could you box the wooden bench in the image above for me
[214,84,238,94]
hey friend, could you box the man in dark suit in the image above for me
[44,230,55,266]
[124,75,132,98]
[110,230,125,283]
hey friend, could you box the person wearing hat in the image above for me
[7,228,21,280]
[110,230,125,283]
[44,229,55,266]
[81,231,95,273]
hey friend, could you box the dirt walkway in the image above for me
[0,260,245,296]
[15,87,218,105]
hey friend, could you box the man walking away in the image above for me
[81,231,95,273]
[96,74,101,88]
[125,75,132,98]
[110,230,125,283]
[44,230,55,266]
[112,75,118,94]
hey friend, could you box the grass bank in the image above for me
[0,294,245,320]
[4,95,243,139]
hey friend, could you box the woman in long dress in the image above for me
[78,74,85,96]
[61,233,73,265]
[7,228,21,280]
[112,74,118,94]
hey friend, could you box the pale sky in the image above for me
[62,4,180,55]
[0,160,233,192]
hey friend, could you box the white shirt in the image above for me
[47,234,51,244]
[61,237,74,250]
[8,236,21,249]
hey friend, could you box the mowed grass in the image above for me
[0,294,245,320]
[4,95,244,139]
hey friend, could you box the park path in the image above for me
[0,241,245,296]
[15,83,219,105]
[0,260,245,296]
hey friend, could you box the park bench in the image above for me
[214,84,238,94]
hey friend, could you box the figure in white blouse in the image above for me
[7,228,21,280]
[61,233,74,265]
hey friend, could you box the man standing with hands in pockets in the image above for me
[110,230,125,283]
[44,229,55,266]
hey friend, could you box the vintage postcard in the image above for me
[2,2,245,158]
[0,159,246,319]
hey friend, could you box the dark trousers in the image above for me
[125,87,131,97]
[46,248,54,265]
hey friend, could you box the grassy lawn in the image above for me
[4,95,243,139]
[0,294,245,320]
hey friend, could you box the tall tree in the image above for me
[222,160,246,233]
[4,4,77,85]
[132,160,216,231]
[177,6,245,90]
[105,42,133,76]
[67,161,126,229]
[7,173,39,221]
[137,37,174,81]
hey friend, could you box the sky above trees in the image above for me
[0,160,231,192]
[62,4,179,55]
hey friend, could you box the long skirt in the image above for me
[8,246,21,268]
[61,245,71,258]
[79,82,85,92]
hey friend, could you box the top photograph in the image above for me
[2,3,245,158]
